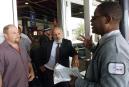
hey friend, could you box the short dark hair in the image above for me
[97,1,122,21]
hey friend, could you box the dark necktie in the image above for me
[95,42,99,49]
[55,43,60,63]
[95,37,100,52]
[93,42,99,53]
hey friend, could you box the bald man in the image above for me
[0,24,34,87]
[36,27,79,87]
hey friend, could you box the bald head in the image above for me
[3,24,20,44]
[3,24,17,34]
[52,27,63,43]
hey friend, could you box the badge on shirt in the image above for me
[108,63,125,75]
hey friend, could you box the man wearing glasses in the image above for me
[70,1,129,87]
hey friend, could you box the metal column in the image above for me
[84,0,92,37]
[119,0,129,41]
[57,0,67,38]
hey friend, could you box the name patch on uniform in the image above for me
[108,63,125,75]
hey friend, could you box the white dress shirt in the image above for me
[44,41,61,70]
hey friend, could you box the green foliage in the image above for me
[73,22,85,38]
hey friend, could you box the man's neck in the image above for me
[7,41,20,52]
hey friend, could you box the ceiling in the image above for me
[17,0,57,22]
[17,0,119,23]
[17,0,84,23]
[96,0,119,2]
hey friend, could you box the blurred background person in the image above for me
[18,25,32,53]
[29,27,53,87]
[39,27,53,46]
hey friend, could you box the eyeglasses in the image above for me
[92,15,104,20]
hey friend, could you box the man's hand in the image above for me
[71,55,79,67]
[28,70,35,81]
[78,35,93,49]
[28,63,35,81]
[69,75,78,87]
[0,74,2,87]
[40,65,46,72]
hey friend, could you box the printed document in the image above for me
[54,63,82,84]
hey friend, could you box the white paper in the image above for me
[54,63,82,84]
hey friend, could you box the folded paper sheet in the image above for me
[54,63,82,84]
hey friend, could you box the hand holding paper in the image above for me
[54,63,82,84]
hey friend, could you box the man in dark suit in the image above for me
[37,27,79,87]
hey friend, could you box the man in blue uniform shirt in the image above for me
[70,1,129,87]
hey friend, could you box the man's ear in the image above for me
[105,15,112,24]
[4,34,7,38]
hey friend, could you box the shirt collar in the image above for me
[99,30,120,44]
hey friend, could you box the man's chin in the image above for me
[15,41,20,44]
[15,39,20,44]
[92,30,95,33]
[92,30,98,34]
[55,39,62,43]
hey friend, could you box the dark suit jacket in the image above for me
[39,35,51,46]
[38,38,77,67]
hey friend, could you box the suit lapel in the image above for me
[60,39,64,58]
[47,41,53,58]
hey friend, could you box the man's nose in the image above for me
[90,18,93,22]
[55,34,58,37]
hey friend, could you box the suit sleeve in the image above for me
[30,46,44,67]
[68,40,78,57]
